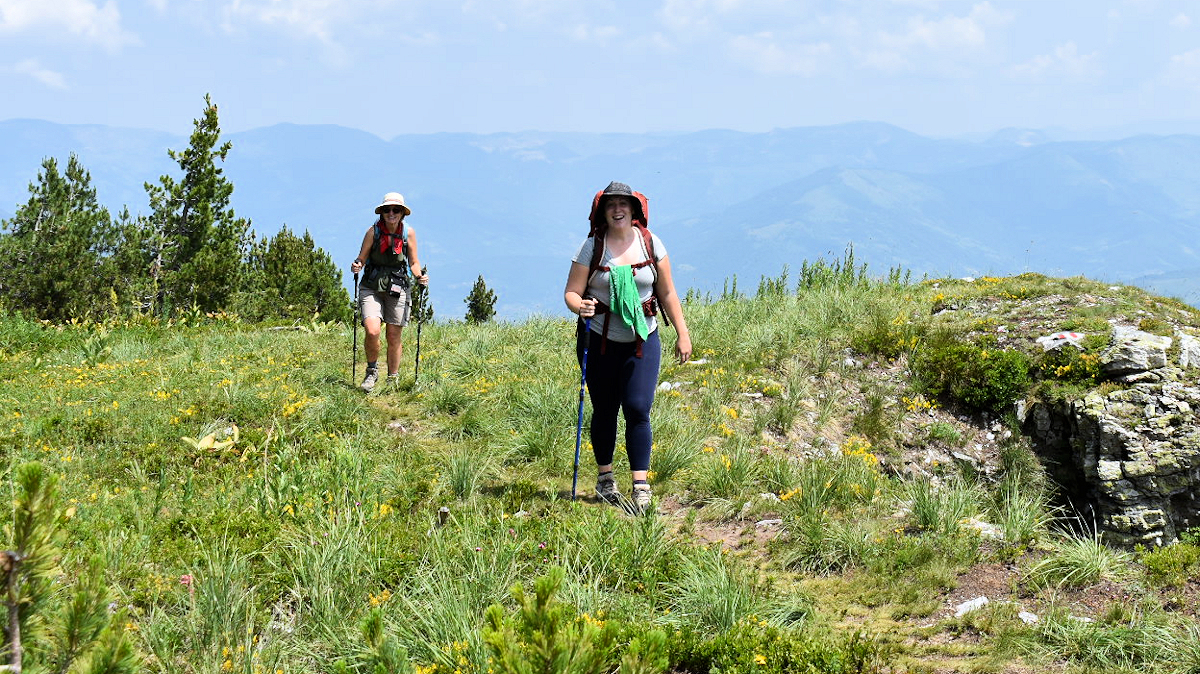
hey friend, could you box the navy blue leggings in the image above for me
[577,326,660,471]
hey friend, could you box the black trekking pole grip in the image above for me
[352,272,359,385]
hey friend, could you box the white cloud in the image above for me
[224,0,346,42]
[856,2,1008,74]
[1163,48,1200,88]
[727,32,830,75]
[1171,13,1191,29]
[0,0,135,50]
[12,58,66,88]
[646,31,678,54]
[569,23,620,43]
[658,0,799,34]
[879,1,1009,52]
[1010,42,1102,81]
[858,49,909,74]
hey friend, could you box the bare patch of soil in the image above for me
[934,562,1021,620]
[656,495,785,557]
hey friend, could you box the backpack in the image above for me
[363,220,409,290]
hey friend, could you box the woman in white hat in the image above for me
[350,192,428,391]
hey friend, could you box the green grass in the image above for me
[3,264,1200,673]
[1026,528,1135,589]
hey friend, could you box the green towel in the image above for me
[609,265,649,340]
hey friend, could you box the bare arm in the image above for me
[653,255,692,363]
[406,227,427,285]
[350,228,373,274]
[564,262,596,317]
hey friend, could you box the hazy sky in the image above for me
[3,0,1200,138]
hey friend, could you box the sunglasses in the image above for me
[381,206,405,214]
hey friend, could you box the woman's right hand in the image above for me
[351,259,364,273]
[578,298,597,318]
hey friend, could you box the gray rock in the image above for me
[1023,378,1200,546]
[1096,460,1122,482]
[963,517,1004,541]
[954,596,989,617]
[1178,332,1200,369]
[1101,326,1172,376]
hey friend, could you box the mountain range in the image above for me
[2,119,1198,318]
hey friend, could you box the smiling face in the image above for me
[379,205,405,228]
[604,195,634,229]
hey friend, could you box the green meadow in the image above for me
[4,260,1200,674]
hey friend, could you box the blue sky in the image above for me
[3,0,1200,138]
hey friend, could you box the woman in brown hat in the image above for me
[563,181,692,512]
[350,192,428,391]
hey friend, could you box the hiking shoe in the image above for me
[386,373,400,388]
[360,369,378,392]
[595,472,622,505]
[632,482,652,514]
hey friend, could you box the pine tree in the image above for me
[411,265,434,325]
[0,154,118,321]
[2,463,140,673]
[236,225,350,322]
[109,206,157,315]
[142,94,249,315]
[464,275,497,323]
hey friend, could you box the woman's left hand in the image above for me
[675,333,692,364]
[413,269,429,286]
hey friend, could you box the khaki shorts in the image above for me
[359,285,411,326]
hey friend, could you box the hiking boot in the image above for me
[632,482,652,514]
[595,472,622,505]
[386,373,400,388]
[360,369,378,392]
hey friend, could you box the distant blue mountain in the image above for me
[2,119,1197,316]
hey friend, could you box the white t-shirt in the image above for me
[573,232,667,342]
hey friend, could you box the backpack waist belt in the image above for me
[587,298,660,358]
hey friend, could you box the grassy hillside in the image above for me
[2,261,1200,673]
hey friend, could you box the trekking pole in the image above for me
[415,265,427,382]
[571,317,591,501]
[352,272,359,386]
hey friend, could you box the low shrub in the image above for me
[925,422,964,447]
[669,622,888,674]
[912,330,1030,411]
[850,304,923,360]
[1139,533,1200,588]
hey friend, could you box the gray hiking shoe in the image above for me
[632,482,652,514]
[360,369,378,392]
[386,373,400,388]
[595,472,622,505]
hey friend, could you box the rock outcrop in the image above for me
[1020,328,1200,546]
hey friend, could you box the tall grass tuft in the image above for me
[1026,528,1134,589]
[990,476,1056,547]
[694,438,759,501]
[444,447,493,501]
[668,547,780,632]
[392,522,523,670]
[907,476,982,537]
[1017,606,1175,672]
